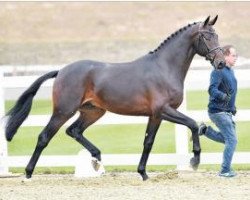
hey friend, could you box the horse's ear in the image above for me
[203,16,210,27]
[209,15,218,26]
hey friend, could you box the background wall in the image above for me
[0,2,249,65]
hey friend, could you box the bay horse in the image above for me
[5,16,225,180]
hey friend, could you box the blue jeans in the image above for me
[205,112,237,173]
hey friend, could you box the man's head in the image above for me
[222,45,238,67]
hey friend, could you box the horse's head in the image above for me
[193,16,225,69]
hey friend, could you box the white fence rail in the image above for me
[7,152,250,168]
[1,65,250,175]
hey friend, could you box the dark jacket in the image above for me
[208,66,237,114]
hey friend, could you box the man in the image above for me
[199,45,238,177]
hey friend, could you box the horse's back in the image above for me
[52,56,171,116]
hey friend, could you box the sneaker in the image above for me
[219,171,237,178]
[198,122,207,136]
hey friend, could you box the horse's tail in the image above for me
[5,70,59,141]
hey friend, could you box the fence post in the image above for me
[175,87,189,170]
[0,69,9,175]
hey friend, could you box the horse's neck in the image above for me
[156,31,196,82]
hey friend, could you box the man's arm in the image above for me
[208,70,228,101]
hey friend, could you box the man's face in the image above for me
[225,48,238,67]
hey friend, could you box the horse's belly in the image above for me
[88,92,152,116]
[105,104,152,116]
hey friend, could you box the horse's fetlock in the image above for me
[25,167,33,178]
[137,166,145,174]
[193,149,201,156]
[92,150,101,161]
[137,167,148,181]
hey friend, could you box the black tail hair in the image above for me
[5,71,59,141]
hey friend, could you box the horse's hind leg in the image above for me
[66,104,106,161]
[25,112,72,178]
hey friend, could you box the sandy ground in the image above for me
[0,171,249,200]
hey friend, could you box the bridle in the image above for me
[196,30,222,64]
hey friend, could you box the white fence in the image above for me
[1,63,250,175]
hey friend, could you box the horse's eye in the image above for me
[203,34,212,40]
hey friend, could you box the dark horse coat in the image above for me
[5,16,225,180]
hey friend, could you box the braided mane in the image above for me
[149,22,199,54]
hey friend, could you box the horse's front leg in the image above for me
[161,105,201,170]
[138,117,161,181]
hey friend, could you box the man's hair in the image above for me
[222,45,234,56]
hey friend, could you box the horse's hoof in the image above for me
[22,177,32,183]
[25,174,32,179]
[190,157,199,171]
[142,174,149,181]
[140,173,149,181]
[91,158,101,171]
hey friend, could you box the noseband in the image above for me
[197,30,222,63]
